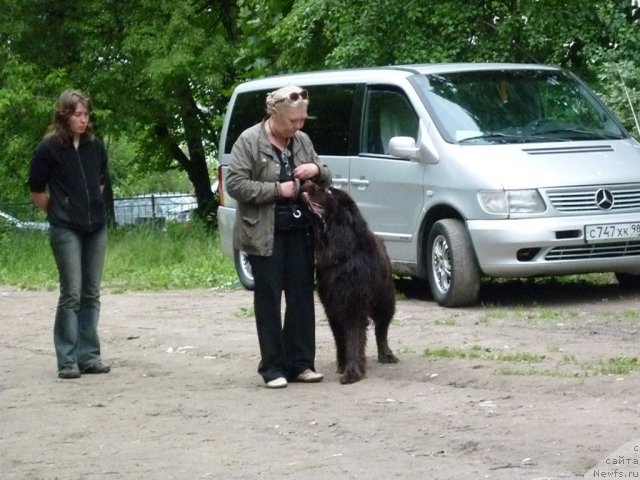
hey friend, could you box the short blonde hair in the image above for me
[266,85,308,115]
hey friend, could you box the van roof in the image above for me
[233,63,561,92]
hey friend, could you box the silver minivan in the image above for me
[217,63,640,307]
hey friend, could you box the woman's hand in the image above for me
[293,163,319,180]
[278,180,298,199]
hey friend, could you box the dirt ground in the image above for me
[2,279,640,480]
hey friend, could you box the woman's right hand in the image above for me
[280,180,300,198]
[278,180,298,199]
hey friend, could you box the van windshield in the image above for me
[417,69,626,144]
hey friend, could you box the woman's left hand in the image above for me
[293,163,319,180]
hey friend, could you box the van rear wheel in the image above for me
[615,272,640,287]
[426,219,480,307]
[234,249,254,291]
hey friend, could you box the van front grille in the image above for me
[545,241,640,260]
[546,184,640,213]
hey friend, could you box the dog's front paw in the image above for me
[340,367,365,384]
[378,349,399,364]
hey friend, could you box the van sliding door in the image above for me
[354,86,425,263]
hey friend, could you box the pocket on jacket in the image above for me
[239,213,259,237]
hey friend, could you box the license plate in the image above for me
[585,222,640,243]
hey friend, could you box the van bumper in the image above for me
[468,213,640,277]
[217,206,236,259]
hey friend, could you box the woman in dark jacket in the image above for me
[29,89,111,379]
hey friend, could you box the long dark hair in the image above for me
[44,89,94,143]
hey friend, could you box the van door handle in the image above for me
[331,177,349,188]
[350,178,370,190]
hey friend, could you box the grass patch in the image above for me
[423,345,544,363]
[0,221,238,291]
[424,344,640,378]
[234,306,255,318]
[0,229,58,289]
[434,316,457,326]
[496,356,640,377]
[479,307,582,325]
[591,356,639,375]
[495,367,573,377]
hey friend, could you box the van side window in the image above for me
[305,84,356,156]
[224,85,356,156]
[224,91,268,154]
[363,89,418,155]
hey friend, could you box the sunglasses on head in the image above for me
[275,89,309,104]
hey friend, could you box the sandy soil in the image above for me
[2,280,640,480]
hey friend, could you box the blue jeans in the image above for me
[49,224,107,370]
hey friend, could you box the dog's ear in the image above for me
[330,188,357,208]
[300,179,317,194]
[332,189,371,233]
[328,187,348,200]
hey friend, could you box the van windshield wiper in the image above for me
[533,128,623,141]
[458,132,538,144]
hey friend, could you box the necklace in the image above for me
[267,119,290,151]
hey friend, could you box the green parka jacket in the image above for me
[226,119,332,257]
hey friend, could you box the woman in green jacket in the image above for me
[226,85,331,389]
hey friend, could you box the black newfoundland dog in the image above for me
[300,181,399,384]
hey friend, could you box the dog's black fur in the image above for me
[301,181,398,384]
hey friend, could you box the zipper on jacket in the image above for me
[74,146,93,229]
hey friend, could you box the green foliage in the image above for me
[594,59,640,139]
[268,0,639,134]
[1,0,638,204]
[0,56,68,201]
[233,0,294,80]
[0,0,232,220]
[0,222,238,291]
[108,136,194,196]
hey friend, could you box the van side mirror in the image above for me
[388,136,419,159]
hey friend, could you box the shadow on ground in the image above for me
[394,274,640,308]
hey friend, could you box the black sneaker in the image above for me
[58,366,81,379]
[80,362,111,374]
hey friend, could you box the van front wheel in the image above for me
[234,249,254,291]
[426,219,480,307]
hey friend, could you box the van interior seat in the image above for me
[379,103,418,154]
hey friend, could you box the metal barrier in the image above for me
[0,193,198,229]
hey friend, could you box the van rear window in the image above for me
[224,84,357,156]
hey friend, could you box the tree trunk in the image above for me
[154,78,219,227]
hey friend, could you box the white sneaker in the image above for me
[266,377,288,389]
[295,369,324,383]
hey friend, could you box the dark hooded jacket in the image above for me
[28,133,108,232]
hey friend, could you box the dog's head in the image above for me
[300,180,329,219]
[301,180,363,225]
[300,181,354,220]
[300,180,377,264]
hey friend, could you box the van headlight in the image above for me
[478,190,546,214]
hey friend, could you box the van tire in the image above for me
[426,219,480,307]
[234,249,254,291]
[615,272,640,287]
